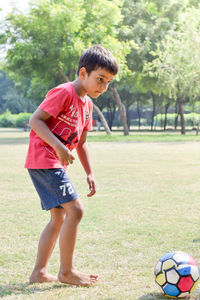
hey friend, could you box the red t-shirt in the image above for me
[25,82,93,169]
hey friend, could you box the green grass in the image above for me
[87,130,200,142]
[1,128,200,299]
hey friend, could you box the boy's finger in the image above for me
[68,154,75,163]
[87,184,96,197]
[87,191,95,197]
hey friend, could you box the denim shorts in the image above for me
[28,168,78,210]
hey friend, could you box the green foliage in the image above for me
[155,112,200,127]
[115,0,187,120]
[1,0,200,126]
[0,110,16,127]
[144,6,200,101]
[2,0,86,101]
[120,0,184,84]
[0,110,31,128]
[0,71,36,113]
[1,0,130,103]
[15,112,32,128]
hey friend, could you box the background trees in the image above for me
[144,6,200,134]
[1,0,200,134]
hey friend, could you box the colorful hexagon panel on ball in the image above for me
[154,251,200,298]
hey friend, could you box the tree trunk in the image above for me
[58,66,111,134]
[196,120,200,136]
[151,92,156,131]
[106,100,116,130]
[109,82,129,135]
[93,104,111,134]
[136,100,141,130]
[177,97,185,135]
[160,113,163,129]
[125,100,131,130]
[164,103,170,131]
[174,101,179,130]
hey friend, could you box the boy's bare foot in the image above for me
[29,270,58,284]
[58,269,98,286]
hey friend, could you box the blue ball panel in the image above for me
[163,284,180,297]
[177,266,191,276]
[160,252,175,262]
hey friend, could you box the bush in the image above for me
[155,113,200,128]
[0,110,32,128]
[0,110,16,127]
[184,113,200,127]
[15,112,31,128]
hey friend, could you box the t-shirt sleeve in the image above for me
[39,87,69,118]
[83,98,93,131]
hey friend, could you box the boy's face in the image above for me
[79,67,115,98]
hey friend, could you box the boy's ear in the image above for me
[79,67,87,79]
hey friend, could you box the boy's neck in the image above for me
[72,80,86,99]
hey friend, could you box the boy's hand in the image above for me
[87,174,96,197]
[55,145,75,166]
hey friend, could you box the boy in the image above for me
[25,45,118,286]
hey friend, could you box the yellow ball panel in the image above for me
[156,272,166,286]
[190,280,199,293]
[165,295,178,299]
[162,259,176,271]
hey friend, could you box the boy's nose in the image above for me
[102,82,109,92]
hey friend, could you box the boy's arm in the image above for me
[76,131,96,197]
[29,108,75,166]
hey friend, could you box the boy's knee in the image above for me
[69,201,84,221]
[50,209,66,229]
[57,213,66,226]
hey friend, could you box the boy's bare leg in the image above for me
[58,199,98,286]
[29,208,66,283]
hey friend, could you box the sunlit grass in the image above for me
[87,129,200,142]
[1,129,200,299]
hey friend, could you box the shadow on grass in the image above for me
[138,293,167,299]
[139,292,200,299]
[0,282,69,298]
[0,137,29,145]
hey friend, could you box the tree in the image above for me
[2,0,85,102]
[119,0,186,130]
[93,92,117,131]
[76,0,132,135]
[0,71,36,113]
[0,71,12,113]
[144,6,200,134]
[1,0,130,134]
[109,82,129,135]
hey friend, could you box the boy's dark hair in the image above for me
[77,45,118,76]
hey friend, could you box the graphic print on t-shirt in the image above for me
[47,105,79,153]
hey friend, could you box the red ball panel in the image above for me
[188,255,198,266]
[178,276,194,292]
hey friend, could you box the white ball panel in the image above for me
[190,265,200,282]
[154,261,162,275]
[173,253,188,263]
[166,268,180,284]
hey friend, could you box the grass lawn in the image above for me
[87,130,200,142]
[1,129,200,299]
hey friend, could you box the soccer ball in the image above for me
[154,251,199,298]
